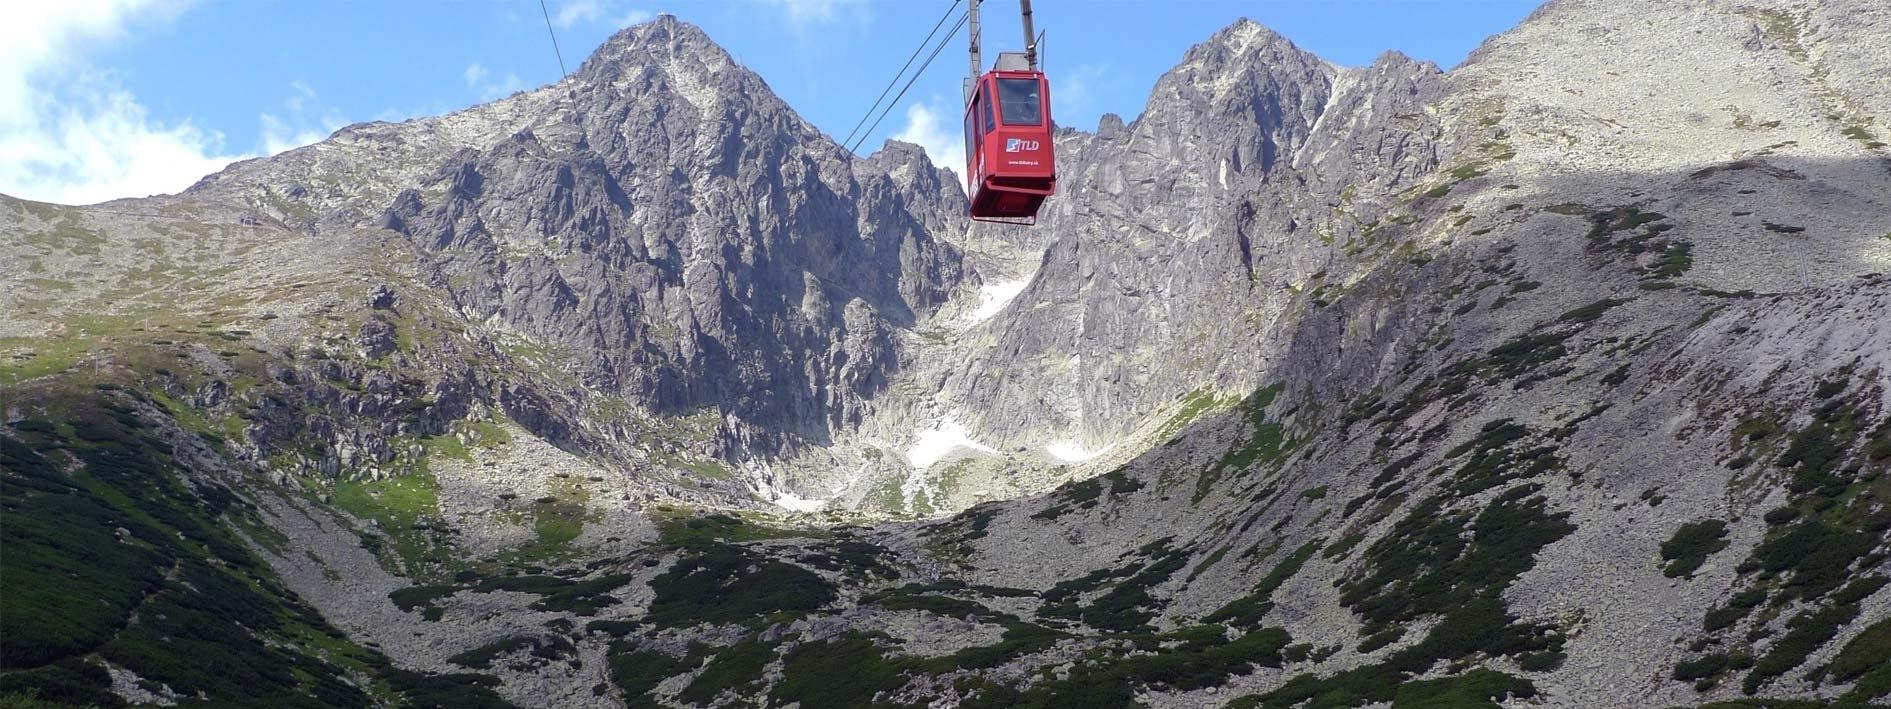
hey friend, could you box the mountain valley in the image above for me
[3,1,1891,707]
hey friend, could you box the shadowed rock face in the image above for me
[940,22,1449,446]
[352,18,969,456]
[3,4,1891,707]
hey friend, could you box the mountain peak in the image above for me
[574,13,738,86]
[1161,17,1328,92]
[1207,17,1304,57]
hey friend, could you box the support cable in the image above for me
[538,0,570,77]
[847,9,969,154]
[839,0,964,150]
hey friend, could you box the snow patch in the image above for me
[972,279,1030,322]
[750,468,828,512]
[1045,441,1113,463]
[769,490,827,513]
[906,418,998,468]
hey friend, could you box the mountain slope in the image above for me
[3,2,1891,708]
[766,22,1454,511]
[202,17,969,463]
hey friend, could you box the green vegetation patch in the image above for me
[926,503,1002,561]
[389,584,458,618]
[0,337,94,387]
[1323,532,1367,560]
[1585,206,1675,249]
[1662,520,1731,578]
[383,668,518,709]
[1380,300,1633,416]
[1745,604,1860,693]
[472,572,635,616]
[1154,388,1239,443]
[1441,419,1563,496]
[606,644,687,709]
[1390,669,1538,709]
[1240,600,1556,708]
[1187,545,1234,583]
[1041,539,1193,633]
[1820,617,1891,700]
[1673,651,1755,689]
[1692,391,1891,698]
[1703,588,1769,632]
[1206,539,1323,630]
[328,468,458,580]
[1340,486,1574,628]
[1195,383,1293,503]
[0,436,172,669]
[0,389,509,708]
[772,633,913,707]
[647,542,835,628]
[966,625,1294,707]
[1033,467,1145,521]
[1750,519,1877,602]
[1558,297,1635,324]
[1571,205,1700,282]
[654,510,819,549]
[681,638,774,705]
[1335,483,1575,676]
[798,539,904,581]
[448,636,538,670]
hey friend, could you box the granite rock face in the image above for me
[3,2,1891,707]
[380,20,971,457]
[189,18,971,462]
[938,22,1449,448]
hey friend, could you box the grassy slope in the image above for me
[0,379,514,709]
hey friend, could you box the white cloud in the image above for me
[0,0,256,205]
[1052,63,1109,128]
[257,82,346,156]
[891,100,964,179]
[762,0,864,25]
[552,0,604,27]
[0,85,241,205]
[462,62,524,102]
[550,0,651,29]
[767,0,836,24]
[284,80,316,114]
[258,113,324,156]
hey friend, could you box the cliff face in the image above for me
[3,1,1890,707]
[892,0,1891,705]
[938,34,1446,446]
[190,17,972,462]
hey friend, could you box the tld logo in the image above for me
[1005,138,1040,153]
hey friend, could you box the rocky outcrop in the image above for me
[925,22,1447,451]
[3,2,1889,707]
[366,18,967,457]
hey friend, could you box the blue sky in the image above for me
[1,0,1540,205]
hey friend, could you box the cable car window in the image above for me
[997,78,1042,125]
[983,89,996,134]
[964,98,980,158]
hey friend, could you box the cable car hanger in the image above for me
[962,0,1058,226]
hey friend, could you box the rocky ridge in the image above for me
[3,1,1891,708]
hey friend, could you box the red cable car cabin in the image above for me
[963,67,1055,223]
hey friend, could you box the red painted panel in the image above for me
[963,71,1056,222]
